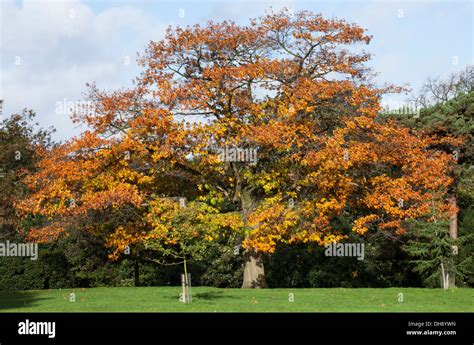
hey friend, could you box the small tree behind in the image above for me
[403,219,473,288]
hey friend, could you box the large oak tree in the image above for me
[17,10,456,288]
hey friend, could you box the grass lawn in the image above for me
[0,287,472,312]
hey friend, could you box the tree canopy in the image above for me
[16,9,458,287]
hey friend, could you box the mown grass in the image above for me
[0,287,472,312]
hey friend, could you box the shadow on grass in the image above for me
[193,291,239,300]
[164,290,240,301]
[0,290,52,311]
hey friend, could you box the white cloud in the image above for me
[0,0,166,141]
[1,0,471,141]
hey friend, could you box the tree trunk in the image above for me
[447,195,458,288]
[448,196,458,240]
[441,261,448,289]
[241,251,267,288]
[134,259,140,287]
[239,187,266,288]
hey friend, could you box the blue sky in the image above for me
[1,0,472,141]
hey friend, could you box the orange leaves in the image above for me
[353,215,379,235]
[26,223,68,244]
[249,121,307,151]
[16,9,457,258]
[105,224,158,260]
[243,196,346,253]
[281,107,456,244]
[80,183,143,211]
[261,9,371,46]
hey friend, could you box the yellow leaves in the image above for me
[16,9,458,259]
[316,197,344,215]
[116,168,141,182]
[353,214,379,235]
[251,171,283,194]
[137,175,153,186]
[105,224,148,260]
[146,198,244,254]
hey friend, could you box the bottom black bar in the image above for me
[0,312,472,345]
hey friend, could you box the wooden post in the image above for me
[441,262,449,290]
[181,274,187,303]
[181,257,191,303]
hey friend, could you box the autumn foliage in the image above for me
[16,10,457,285]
